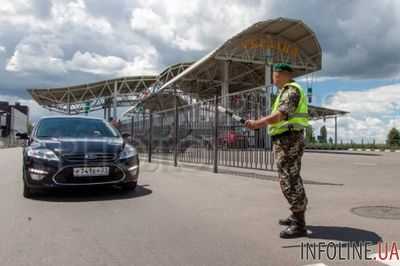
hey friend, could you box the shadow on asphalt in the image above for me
[306,226,383,245]
[219,169,344,186]
[30,184,152,202]
[143,159,343,186]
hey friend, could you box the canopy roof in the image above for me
[308,105,349,120]
[153,17,321,97]
[29,17,322,115]
[124,17,322,116]
[28,76,157,114]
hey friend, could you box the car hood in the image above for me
[31,138,124,155]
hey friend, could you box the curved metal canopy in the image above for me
[155,17,321,95]
[123,17,322,116]
[28,75,157,114]
[308,105,349,120]
[29,17,322,116]
[28,59,196,114]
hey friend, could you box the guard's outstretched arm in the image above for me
[244,111,284,130]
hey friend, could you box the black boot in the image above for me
[278,215,296,226]
[280,212,307,239]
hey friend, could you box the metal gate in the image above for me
[119,88,274,172]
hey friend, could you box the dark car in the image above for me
[17,116,139,198]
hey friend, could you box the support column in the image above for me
[67,90,71,115]
[131,115,134,144]
[107,102,111,120]
[148,112,153,163]
[194,82,200,123]
[334,116,338,147]
[189,88,193,128]
[174,87,179,167]
[213,91,219,173]
[113,81,118,120]
[222,60,230,129]
[221,61,230,107]
[265,64,273,151]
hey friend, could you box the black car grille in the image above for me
[63,153,117,163]
[53,165,124,185]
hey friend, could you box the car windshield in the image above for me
[36,118,120,138]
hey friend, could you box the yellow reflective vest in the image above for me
[268,81,309,136]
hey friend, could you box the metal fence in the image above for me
[119,88,275,172]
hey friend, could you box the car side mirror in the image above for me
[16,132,29,140]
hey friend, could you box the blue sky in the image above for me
[0,0,400,143]
[302,78,400,106]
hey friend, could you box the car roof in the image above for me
[38,116,106,121]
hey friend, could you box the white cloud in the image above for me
[324,84,400,116]
[6,34,66,75]
[68,43,162,76]
[0,0,32,15]
[6,48,66,75]
[51,0,112,35]
[311,83,400,143]
[0,0,48,30]
[130,7,203,51]
[130,0,272,52]
[66,51,127,75]
[0,46,5,53]
[1,0,400,83]
[66,50,159,76]
[2,0,160,78]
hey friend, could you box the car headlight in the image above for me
[119,144,137,160]
[27,148,60,161]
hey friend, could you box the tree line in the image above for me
[305,125,400,146]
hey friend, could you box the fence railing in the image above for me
[119,88,275,172]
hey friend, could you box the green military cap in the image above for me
[272,63,293,72]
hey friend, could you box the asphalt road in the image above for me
[0,148,399,266]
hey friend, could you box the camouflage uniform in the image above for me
[273,83,308,213]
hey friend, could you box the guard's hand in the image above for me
[245,120,258,130]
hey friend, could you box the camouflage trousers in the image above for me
[273,131,308,213]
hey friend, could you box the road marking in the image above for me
[353,162,377,166]
[370,251,400,266]
[346,149,400,152]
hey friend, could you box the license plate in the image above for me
[73,167,109,177]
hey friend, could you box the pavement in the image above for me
[0,148,399,266]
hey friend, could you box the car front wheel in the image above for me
[121,182,137,191]
[23,179,33,198]
[22,167,35,198]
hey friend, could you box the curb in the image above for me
[352,148,400,153]
[311,148,400,153]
